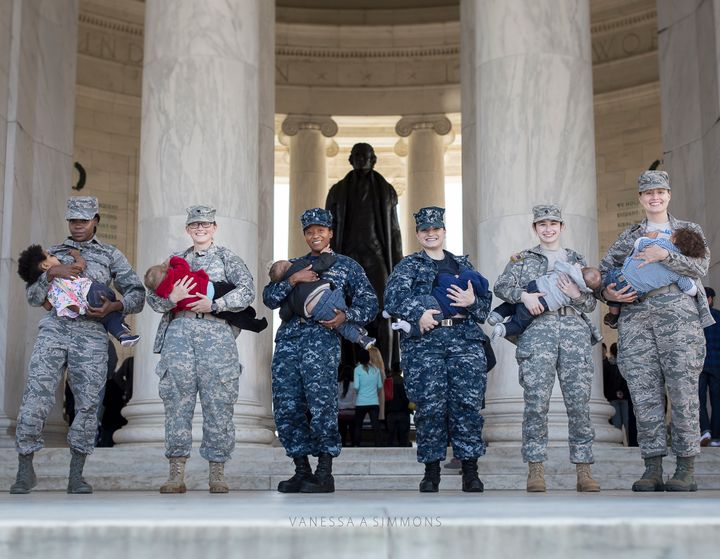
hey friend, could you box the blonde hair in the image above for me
[368,346,385,374]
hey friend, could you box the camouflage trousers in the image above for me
[16,315,108,455]
[617,293,705,458]
[516,312,595,464]
[401,323,487,463]
[157,316,241,462]
[271,325,341,458]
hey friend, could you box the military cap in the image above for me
[638,170,670,192]
[532,204,563,223]
[414,206,445,231]
[186,205,216,225]
[65,196,99,220]
[300,208,333,230]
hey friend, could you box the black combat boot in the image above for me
[631,456,664,492]
[278,456,314,493]
[419,460,441,493]
[461,459,484,492]
[300,453,335,493]
[67,450,93,494]
[9,453,37,494]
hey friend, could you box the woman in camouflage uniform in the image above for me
[493,204,600,493]
[600,171,711,492]
[148,205,255,494]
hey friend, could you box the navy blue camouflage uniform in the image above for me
[264,253,378,458]
[384,250,492,463]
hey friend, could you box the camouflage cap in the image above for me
[414,206,445,231]
[186,205,216,225]
[638,170,670,192]
[532,204,563,223]
[65,196,99,220]
[300,208,333,230]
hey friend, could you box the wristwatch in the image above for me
[210,302,219,313]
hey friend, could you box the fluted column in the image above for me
[396,114,452,252]
[281,115,338,257]
[0,0,78,447]
[461,0,619,446]
[115,0,275,446]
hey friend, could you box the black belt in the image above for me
[438,318,467,327]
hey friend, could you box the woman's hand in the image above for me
[86,295,123,318]
[168,276,196,304]
[634,244,669,268]
[188,293,213,314]
[448,280,475,308]
[320,309,347,330]
[520,291,547,316]
[47,262,84,281]
[602,282,637,303]
[288,265,317,286]
[418,308,442,334]
[556,273,581,299]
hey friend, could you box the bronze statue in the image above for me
[326,143,403,374]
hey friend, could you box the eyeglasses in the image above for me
[188,222,215,230]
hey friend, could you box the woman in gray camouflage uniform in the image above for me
[494,204,600,493]
[600,171,711,492]
[148,205,255,494]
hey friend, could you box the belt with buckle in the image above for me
[175,310,227,323]
[638,283,681,302]
[439,317,467,327]
[553,307,577,316]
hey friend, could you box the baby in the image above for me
[487,262,602,341]
[144,256,267,332]
[17,244,140,347]
[603,227,706,329]
[269,253,375,350]
[385,269,489,337]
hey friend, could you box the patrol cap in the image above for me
[300,208,333,230]
[414,206,445,231]
[638,170,670,192]
[186,205,216,225]
[65,196,99,220]
[532,204,563,224]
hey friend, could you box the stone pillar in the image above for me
[0,0,78,447]
[115,0,275,446]
[657,0,720,287]
[395,114,452,252]
[281,115,338,256]
[461,0,619,446]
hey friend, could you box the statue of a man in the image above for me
[326,143,403,372]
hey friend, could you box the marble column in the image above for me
[657,0,720,288]
[115,0,275,446]
[0,0,78,447]
[395,114,452,252]
[281,115,338,256]
[460,0,620,446]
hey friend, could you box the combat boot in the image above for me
[631,456,664,492]
[67,450,93,494]
[526,462,546,492]
[159,457,187,494]
[300,453,335,493]
[209,461,229,493]
[419,460,441,493]
[664,456,697,492]
[9,453,37,494]
[278,456,314,493]
[576,463,600,492]
[460,459,484,492]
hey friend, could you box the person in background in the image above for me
[700,287,720,447]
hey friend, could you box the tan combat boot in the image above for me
[159,457,187,494]
[576,463,600,492]
[209,461,229,493]
[527,462,546,492]
[664,456,697,492]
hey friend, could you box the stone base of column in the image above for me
[0,416,69,449]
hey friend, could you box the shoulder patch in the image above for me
[510,253,523,263]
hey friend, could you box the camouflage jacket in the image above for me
[149,244,255,353]
[263,252,378,341]
[27,235,145,315]
[494,246,601,344]
[597,214,713,328]
[384,250,492,341]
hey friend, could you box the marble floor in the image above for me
[2,491,719,558]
